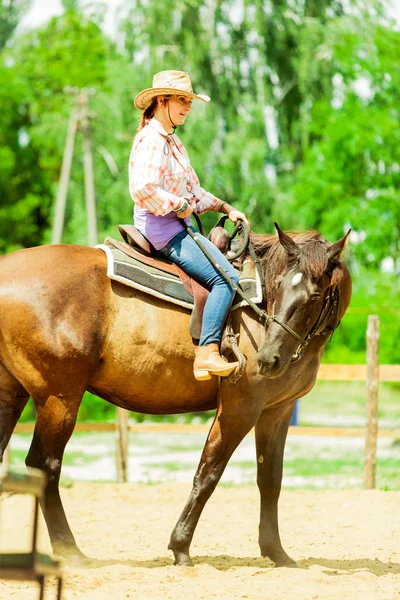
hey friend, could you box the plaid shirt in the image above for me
[129,118,219,215]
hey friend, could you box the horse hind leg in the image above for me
[25,390,86,562]
[255,405,297,567]
[0,361,30,461]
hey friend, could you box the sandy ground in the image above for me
[1,483,399,600]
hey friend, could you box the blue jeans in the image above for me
[158,227,239,346]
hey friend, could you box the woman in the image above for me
[129,70,248,381]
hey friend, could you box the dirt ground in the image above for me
[1,483,399,600]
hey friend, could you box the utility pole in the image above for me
[52,87,97,246]
[80,91,98,247]
[52,93,79,244]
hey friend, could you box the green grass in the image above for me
[142,456,400,490]
[298,381,400,427]
[17,381,400,429]
[9,381,400,490]
[8,447,99,468]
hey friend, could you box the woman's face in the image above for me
[161,94,192,126]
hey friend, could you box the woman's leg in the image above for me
[159,228,239,345]
[159,228,240,379]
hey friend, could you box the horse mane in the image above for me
[249,230,344,297]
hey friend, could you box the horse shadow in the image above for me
[297,556,400,577]
[69,554,400,576]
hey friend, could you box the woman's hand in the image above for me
[176,198,193,219]
[227,208,249,226]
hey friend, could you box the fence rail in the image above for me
[317,364,400,382]
[13,422,400,438]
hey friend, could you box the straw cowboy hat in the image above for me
[134,70,210,110]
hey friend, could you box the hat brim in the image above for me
[134,87,210,110]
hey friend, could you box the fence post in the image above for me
[364,315,380,489]
[115,408,129,483]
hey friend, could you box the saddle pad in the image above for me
[96,241,263,312]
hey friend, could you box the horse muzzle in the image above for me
[257,349,289,379]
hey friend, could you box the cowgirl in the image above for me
[129,70,248,380]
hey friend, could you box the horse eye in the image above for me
[310,293,321,301]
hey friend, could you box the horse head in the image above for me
[256,223,351,378]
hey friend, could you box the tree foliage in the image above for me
[0,0,399,385]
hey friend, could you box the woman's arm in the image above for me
[129,139,188,216]
[209,200,249,225]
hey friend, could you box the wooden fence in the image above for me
[8,316,400,488]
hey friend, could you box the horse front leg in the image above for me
[25,392,86,562]
[169,387,263,566]
[255,404,297,567]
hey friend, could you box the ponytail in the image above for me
[137,98,158,132]
[136,95,172,133]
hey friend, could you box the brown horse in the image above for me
[0,225,351,567]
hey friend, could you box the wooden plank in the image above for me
[287,426,400,438]
[379,365,400,382]
[14,422,115,434]
[317,364,366,381]
[317,364,400,382]
[13,422,400,438]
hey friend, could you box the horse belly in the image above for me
[89,290,218,415]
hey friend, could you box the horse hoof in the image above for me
[174,555,194,567]
[274,558,298,568]
[55,548,92,568]
[261,547,298,568]
[170,548,193,567]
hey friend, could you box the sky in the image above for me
[19,0,400,37]
[19,0,122,37]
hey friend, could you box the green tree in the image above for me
[0,0,399,383]
[0,7,131,251]
[0,0,31,49]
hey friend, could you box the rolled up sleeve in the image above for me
[129,140,182,215]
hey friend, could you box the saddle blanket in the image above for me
[96,240,263,312]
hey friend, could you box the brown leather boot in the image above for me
[194,343,239,381]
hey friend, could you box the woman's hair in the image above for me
[137,95,171,132]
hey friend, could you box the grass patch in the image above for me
[284,457,362,477]
[142,461,190,472]
[8,429,399,490]
[163,444,205,452]
[9,448,100,468]
[298,381,400,427]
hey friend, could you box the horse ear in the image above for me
[274,223,299,257]
[327,229,351,262]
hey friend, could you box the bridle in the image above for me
[237,255,341,362]
[184,218,342,363]
[274,284,341,362]
[233,229,342,362]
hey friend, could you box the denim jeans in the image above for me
[158,227,239,346]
